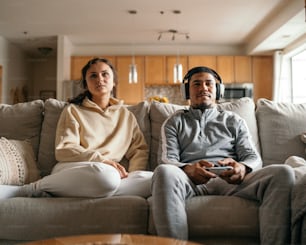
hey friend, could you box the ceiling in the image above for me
[0,0,305,57]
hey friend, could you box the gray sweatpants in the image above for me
[151,164,295,245]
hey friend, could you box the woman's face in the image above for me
[85,61,114,99]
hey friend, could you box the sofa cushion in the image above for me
[147,195,259,239]
[0,196,148,241]
[149,101,188,170]
[0,137,40,185]
[126,101,151,148]
[217,97,260,153]
[256,98,306,166]
[0,100,44,158]
[38,99,67,176]
[186,196,259,238]
[149,98,259,170]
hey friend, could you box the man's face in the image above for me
[189,72,217,109]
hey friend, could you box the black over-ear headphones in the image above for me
[180,66,225,100]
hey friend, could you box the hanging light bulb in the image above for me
[172,11,183,83]
[129,59,138,84]
[128,10,138,84]
[173,63,183,83]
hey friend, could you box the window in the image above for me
[291,49,306,103]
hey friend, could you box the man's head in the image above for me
[181,66,224,109]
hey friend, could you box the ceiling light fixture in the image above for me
[173,10,182,84]
[128,10,138,84]
[38,47,53,56]
[157,29,190,41]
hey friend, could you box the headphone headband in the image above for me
[181,66,224,100]
[183,66,223,84]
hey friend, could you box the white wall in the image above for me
[0,36,30,104]
[31,57,57,101]
[57,35,72,101]
[72,43,243,56]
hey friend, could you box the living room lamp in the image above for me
[128,10,138,84]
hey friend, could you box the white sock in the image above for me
[0,183,51,199]
[0,185,31,199]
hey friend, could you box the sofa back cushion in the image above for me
[256,98,306,166]
[0,100,44,158]
[38,99,151,176]
[149,97,259,170]
[38,99,67,176]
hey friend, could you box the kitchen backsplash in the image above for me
[145,85,188,105]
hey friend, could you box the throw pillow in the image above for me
[0,137,40,185]
[256,99,306,166]
[38,98,67,177]
[0,100,44,158]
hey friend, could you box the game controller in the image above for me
[206,166,233,175]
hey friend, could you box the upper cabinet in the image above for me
[70,55,273,101]
[234,56,252,83]
[188,55,216,70]
[116,56,145,105]
[252,56,273,101]
[71,56,93,80]
[144,56,166,85]
[216,56,234,83]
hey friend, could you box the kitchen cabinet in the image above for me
[252,56,273,101]
[71,56,94,80]
[216,56,234,83]
[234,56,252,83]
[144,56,166,85]
[116,56,145,105]
[70,55,273,102]
[188,55,217,70]
[166,56,188,84]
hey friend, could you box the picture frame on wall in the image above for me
[40,90,56,101]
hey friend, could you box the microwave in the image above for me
[222,83,253,101]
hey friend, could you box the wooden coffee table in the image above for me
[21,233,202,245]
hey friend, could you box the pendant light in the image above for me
[128,10,138,84]
[173,11,183,83]
[156,10,190,83]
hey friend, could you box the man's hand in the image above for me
[182,160,217,185]
[218,158,247,184]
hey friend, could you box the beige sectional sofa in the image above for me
[0,97,306,245]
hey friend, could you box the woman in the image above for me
[0,57,152,199]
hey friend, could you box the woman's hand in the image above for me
[102,159,128,179]
[218,158,247,184]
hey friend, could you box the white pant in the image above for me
[34,162,153,198]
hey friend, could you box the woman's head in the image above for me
[69,58,118,105]
[80,58,118,90]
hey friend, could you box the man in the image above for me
[151,66,295,244]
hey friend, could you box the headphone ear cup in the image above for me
[180,83,190,100]
[216,83,220,100]
[215,83,225,100]
[219,83,225,99]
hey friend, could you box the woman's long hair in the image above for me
[69,57,118,105]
